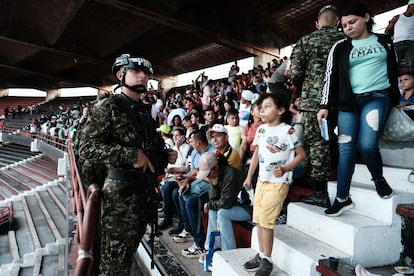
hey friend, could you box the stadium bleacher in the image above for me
[0,142,70,275]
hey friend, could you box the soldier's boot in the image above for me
[300,180,331,208]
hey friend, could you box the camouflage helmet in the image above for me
[112,54,153,76]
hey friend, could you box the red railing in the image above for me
[0,204,12,225]
[66,141,102,276]
[1,127,68,150]
[73,184,102,276]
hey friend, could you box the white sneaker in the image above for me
[172,229,194,243]
[181,243,205,259]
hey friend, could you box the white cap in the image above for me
[206,124,228,137]
[241,90,259,104]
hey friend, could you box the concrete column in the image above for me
[0,89,8,97]
[30,139,40,152]
[158,75,178,93]
[253,48,281,68]
[57,152,68,177]
[45,89,60,102]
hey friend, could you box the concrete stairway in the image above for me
[0,148,70,276]
[213,164,414,276]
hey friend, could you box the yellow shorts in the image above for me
[252,180,289,229]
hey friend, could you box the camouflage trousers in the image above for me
[302,111,331,180]
[99,178,149,276]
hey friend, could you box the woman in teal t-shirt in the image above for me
[317,3,400,217]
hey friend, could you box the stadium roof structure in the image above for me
[0,0,406,91]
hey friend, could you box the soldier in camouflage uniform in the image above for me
[78,54,176,275]
[289,5,345,207]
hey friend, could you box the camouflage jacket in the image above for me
[289,26,345,112]
[77,93,158,173]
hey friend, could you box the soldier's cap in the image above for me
[409,0,414,6]
[156,124,171,135]
[318,5,339,18]
[196,152,218,180]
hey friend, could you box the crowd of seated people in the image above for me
[149,57,302,268]
[148,45,413,271]
[3,99,94,144]
[5,37,410,271]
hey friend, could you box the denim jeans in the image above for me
[179,192,209,247]
[336,90,391,199]
[160,180,180,222]
[204,206,251,251]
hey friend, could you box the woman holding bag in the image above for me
[317,3,400,216]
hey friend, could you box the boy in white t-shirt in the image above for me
[243,93,305,276]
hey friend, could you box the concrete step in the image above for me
[0,168,39,190]
[25,159,58,176]
[212,248,288,276]
[18,163,57,182]
[0,231,12,264]
[327,182,414,225]
[34,156,58,172]
[287,202,399,267]
[0,172,29,194]
[11,199,35,257]
[0,190,68,275]
[8,166,44,187]
[0,241,66,276]
[34,191,63,240]
[24,194,57,247]
[380,140,414,169]
[250,226,350,276]
[46,185,67,216]
[0,178,18,199]
[350,164,414,193]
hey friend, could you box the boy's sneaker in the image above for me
[173,229,193,243]
[373,177,393,199]
[276,214,287,225]
[325,198,355,217]
[244,253,262,271]
[255,258,273,276]
[181,243,205,259]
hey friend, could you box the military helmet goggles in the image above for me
[112,54,153,76]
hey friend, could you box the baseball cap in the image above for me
[196,152,218,179]
[318,5,339,18]
[206,124,228,137]
[156,124,171,135]
[241,90,259,104]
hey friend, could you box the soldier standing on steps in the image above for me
[289,5,345,208]
[78,54,176,275]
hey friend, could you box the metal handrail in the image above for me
[73,184,102,276]
[66,141,101,276]
[1,127,68,150]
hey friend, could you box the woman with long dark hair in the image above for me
[317,3,400,216]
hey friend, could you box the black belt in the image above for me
[107,168,145,181]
